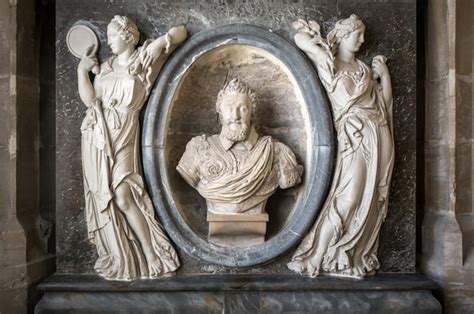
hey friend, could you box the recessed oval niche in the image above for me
[142,24,334,267]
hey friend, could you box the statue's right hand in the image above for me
[78,45,98,73]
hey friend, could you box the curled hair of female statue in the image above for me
[215,78,257,114]
[327,14,365,54]
[108,15,140,46]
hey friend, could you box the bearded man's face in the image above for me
[218,93,253,142]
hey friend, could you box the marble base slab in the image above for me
[208,213,269,247]
[35,274,441,313]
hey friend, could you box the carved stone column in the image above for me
[0,1,55,312]
[422,0,474,312]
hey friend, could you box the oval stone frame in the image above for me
[142,24,334,267]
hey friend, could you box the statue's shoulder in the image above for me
[270,139,303,188]
[257,136,293,157]
[186,134,210,147]
[183,134,214,155]
[178,135,210,170]
[178,135,212,186]
[96,59,113,76]
[272,139,293,155]
[271,139,300,168]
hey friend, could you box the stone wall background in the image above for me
[56,0,417,275]
[0,0,56,313]
[421,0,474,312]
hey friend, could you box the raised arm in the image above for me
[372,56,393,119]
[294,32,330,66]
[77,47,99,107]
[380,71,393,106]
[294,31,334,86]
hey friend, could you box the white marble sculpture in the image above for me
[287,15,395,278]
[76,15,187,280]
[177,78,303,247]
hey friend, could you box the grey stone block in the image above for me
[35,274,441,314]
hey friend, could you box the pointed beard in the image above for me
[222,122,249,142]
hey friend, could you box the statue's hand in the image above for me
[149,37,167,58]
[142,36,169,70]
[371,55,389,80]
[78,45,99,74]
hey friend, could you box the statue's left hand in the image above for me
[371,55,389,80]
[143,37,168,69]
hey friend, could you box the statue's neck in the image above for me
[116,47,134,66]
[337,48,356,64]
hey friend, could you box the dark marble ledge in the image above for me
[141,144,335,148]
[39,273,440,293]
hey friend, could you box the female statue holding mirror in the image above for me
[288,15,394,278]
[77,15,186,280]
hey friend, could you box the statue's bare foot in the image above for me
[162,271,175,278]
[307,260,321,278]
[306,253,324,277]
[147,255,163,277]
[287,260,304,273]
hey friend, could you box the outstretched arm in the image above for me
[140,26,187,83]
[146,25,187,57]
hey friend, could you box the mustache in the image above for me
[226,119,244,124]
[220,116,249,127]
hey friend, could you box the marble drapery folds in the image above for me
[288,17,394,278]
[177,132,302,214]
[79,18,186,280]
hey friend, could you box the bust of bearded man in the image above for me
[177,78,303,247]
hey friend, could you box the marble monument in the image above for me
[177,78,303,247]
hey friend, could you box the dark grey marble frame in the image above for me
[142,24,334,267]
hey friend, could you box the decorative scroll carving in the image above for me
[75,15,187,280]
[288,15,395,278]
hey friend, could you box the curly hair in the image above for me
[327,14,365,54]
[216,78,257,114]
[108,15,140,46]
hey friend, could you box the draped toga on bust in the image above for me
[177,127,302,215]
